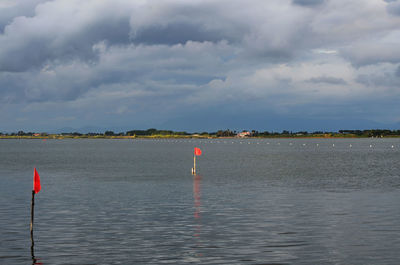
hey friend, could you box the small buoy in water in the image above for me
[370,145,372,148]
[289,143,293,145]
[332,144,335,147]
[302,143,306,146]
[392,145,394,148]
[349,144,352,148]
[316,143,319,147]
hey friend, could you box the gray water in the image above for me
[0,138,400,264]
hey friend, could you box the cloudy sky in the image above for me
[1,0,400,132]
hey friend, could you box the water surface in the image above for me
[1,138,399,264]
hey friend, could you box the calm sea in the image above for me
[1,138,400,264]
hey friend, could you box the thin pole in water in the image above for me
[30,190,35,250]
[30,168,41,263]
[192,155,196,175]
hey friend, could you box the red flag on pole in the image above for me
[194,147,202,156]
[33,168,41,194]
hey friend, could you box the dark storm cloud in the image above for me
[0,0,251,73]
[356,68,400,87]
[132,23,239,45]
[386,1,400,15]
[129,2,248,45]
[0,63,95,103]
[0,1,132,72]
[292,0,325,6]
[340,43,400,67]
[0,39,232,104]
[0,72,26,103]
[306,76,347,85]
[1,0,400,131]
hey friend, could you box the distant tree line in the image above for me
[0,131,48,136]
[216,129,237,137]
[125,128,190,136]
[2,129,400,137]
[338,129,400,137]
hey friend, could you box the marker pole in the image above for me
[192,155,196,175]
[30,190,35,250]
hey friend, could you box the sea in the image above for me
[0,138,399,264]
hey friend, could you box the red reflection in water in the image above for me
[193,174,201,219]
[32,258,43,265]
[193,174,202,256]
[31,245,43,264]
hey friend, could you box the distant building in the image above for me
[237,131,251,138]
[33,133,40,137]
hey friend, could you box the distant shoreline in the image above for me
[1,135,399,140]
[2,129,399,139]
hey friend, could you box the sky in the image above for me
[1,0,400,133]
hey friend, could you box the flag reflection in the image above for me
[193,174,201,220]
[193,174,203,257]
[31,244,43,265]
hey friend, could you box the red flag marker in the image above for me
[194,147,202,156]
[33,168,41,194]
[31,168,42,254]
[192,148,202,175]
